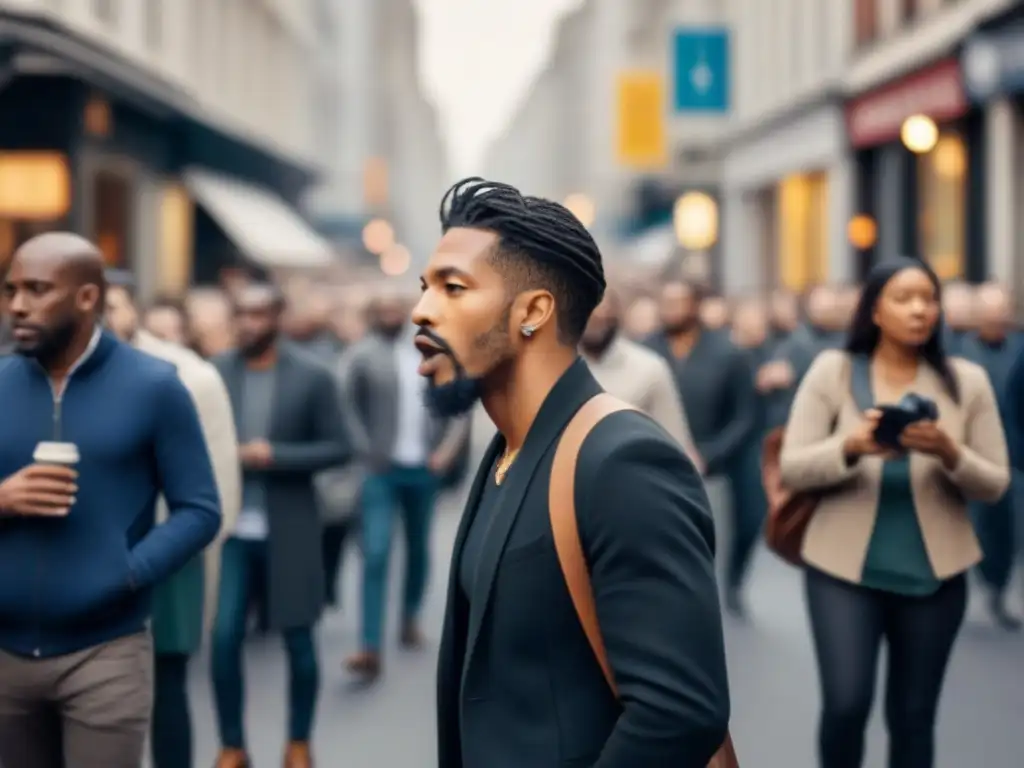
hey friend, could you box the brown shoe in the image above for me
[213,748,250,768]
[283,741,313,768]
[400,621,425,650]
[344,650,381,684]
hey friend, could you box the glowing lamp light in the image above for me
[847,215,878,250]
[673,192,718,250]
[362,218,395,255]
[563,193,596,228]
[380,244,411,277]
[900,114,939,154]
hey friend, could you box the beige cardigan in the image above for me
[780,349,1009,583]
[584,337,696,455]
[135,330,241,627]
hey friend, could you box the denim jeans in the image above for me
[210,538,319,749]
[359,465,437,650]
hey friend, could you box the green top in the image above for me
[860,455,942,596]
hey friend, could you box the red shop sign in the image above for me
[846,58,968,149]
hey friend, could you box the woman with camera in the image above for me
[780,258,1009,768]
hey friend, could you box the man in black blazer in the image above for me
[413,178,730,768]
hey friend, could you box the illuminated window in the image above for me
[777,172,829,292]
[918,132,966,280]
[93,170,132,268]
[0,152,71,220]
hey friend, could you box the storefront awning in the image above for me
[184,168,335,270]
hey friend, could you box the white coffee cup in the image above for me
[33,441,80,468]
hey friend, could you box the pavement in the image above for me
[182,413,1024,766]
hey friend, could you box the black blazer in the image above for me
[436,359,730,768]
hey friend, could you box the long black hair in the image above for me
[845,257,959,402]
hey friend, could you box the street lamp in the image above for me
[563,193,596,229]
[380,243,410,276]
[900,114,938,154]
[847,214,877,250]
[673,192,718,250]
[362,218,395,255]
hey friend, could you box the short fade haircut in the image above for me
[439,178,606,345]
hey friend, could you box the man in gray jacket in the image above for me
[338,289,467,684]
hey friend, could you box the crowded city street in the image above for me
[5,2,1024,767]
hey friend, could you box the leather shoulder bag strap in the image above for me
[548,393,636,693]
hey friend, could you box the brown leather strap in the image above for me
[549,393,636,693]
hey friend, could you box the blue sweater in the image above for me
[0,331,221,657]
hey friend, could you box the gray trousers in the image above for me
[0,630,153,768]
[704,476,733,592]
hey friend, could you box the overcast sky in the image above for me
[413,0,584,178]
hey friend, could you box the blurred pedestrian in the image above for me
[0,233,221,768]
[105,272,242,768]
[781,259,1009,768]
[941,280,975,356]
[960,282,1022,630]
[144,295,191,348]
[726,300,772,616]
[421,179,731,768]
[580,287,701,467]
[646,279,757,591]
[339,288,467,685]
[209,283,349,768]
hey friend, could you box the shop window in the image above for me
[92,170,131,268]
[777,172,830,292]
[918,132,966,280]
[855,0,878,47]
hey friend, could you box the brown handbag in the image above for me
[761,356,849,566]
[548,394,740,768]
[760,426,819,566]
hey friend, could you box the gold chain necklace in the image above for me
[495,447,520,485]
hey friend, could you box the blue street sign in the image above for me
[672,27,730,113]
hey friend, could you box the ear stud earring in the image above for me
[520,325,536,337]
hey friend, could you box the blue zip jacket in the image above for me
[0,331,221,657]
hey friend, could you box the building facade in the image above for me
[0,0,334,297]
[719,0,853,295]
[307,0,450,274]
[843,0,1016,282]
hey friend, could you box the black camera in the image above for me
[873,393,939,450]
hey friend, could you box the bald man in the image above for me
[0,233,221,768]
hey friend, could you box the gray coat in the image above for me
[337,333,464,468]
[213,343,350,629]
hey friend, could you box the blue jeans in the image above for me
[210,538,319,749]
[360,465,437,650]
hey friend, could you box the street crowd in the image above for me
[0,179,1021,768]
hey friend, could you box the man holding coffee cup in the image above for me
[0,233,221,768]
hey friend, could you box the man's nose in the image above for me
[411,292,436,328]
[7,291,28,316]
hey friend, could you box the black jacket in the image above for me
[437,359,730,768]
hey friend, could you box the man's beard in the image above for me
[15,315,77,364]
[377,322,404,340]
[239,330,277,359]
[663,315,698,335]
[418,322,512,419]
[580,324,618,358]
